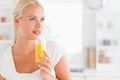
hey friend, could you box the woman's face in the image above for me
[15,4,44,40]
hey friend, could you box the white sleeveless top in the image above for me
[0,41,64,80]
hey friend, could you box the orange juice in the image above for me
[35,41,44,62]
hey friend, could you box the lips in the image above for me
[33,30,40,35]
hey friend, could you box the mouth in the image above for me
[33,30,40,35]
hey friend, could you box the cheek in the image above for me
[22,26,33,34]
[19,21,33,35]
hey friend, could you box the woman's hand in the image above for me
[37,52,54,80]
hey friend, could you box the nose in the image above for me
[36,20,42,28]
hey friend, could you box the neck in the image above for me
[13,39,35,56]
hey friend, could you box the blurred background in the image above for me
[0,0,120,80]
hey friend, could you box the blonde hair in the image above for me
[13,0,43,44]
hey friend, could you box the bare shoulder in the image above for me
[55,55,71,80]
[0,75,5,80]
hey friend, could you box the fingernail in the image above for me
[40,54,42,57]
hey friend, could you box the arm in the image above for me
[0,75,5,80]
[55,55,71,80]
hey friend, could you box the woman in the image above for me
[0,0,71,80]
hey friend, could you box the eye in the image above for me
[29,17,36,21]
[40,17,45,22]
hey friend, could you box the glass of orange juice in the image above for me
[35,39,45,62]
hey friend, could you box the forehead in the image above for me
[22,4,44,18]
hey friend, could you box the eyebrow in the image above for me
[28,15,44,19]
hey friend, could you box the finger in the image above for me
[38,61,52,71]
[36,62,41,67]
[40,54,50,62]
[43,51,48,57]
[39,54,54,68]
[36,61,50,71]
[40,66,50,74]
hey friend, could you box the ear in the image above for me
[14,17,20,26]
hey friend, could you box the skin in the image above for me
[0,75,4,80]
[0,4,71,80]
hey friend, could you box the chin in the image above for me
[33,37,40,40]
[28,35,41,40]
[27,36,39,40]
